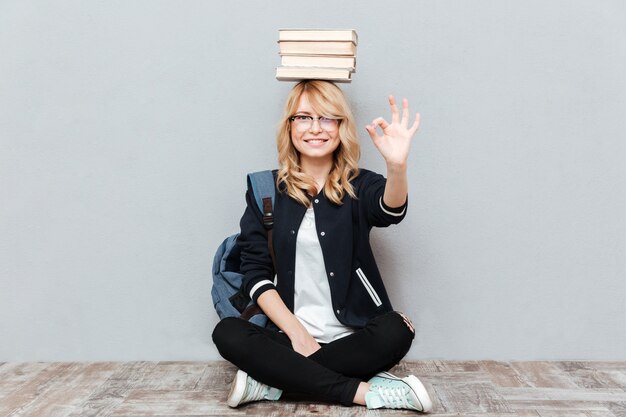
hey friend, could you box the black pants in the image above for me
[212,311,414,406]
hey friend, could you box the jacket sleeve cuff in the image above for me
[379,196,407,217]
[249,279,276,303]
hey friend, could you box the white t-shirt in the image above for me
[293,207,354,343]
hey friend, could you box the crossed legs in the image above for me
[212,311,414,406]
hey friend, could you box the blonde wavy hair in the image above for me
[276,80,360,206]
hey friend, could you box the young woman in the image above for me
[212,80,432,413]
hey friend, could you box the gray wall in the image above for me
[1,0,625,361]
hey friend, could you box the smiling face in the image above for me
[276,81,360,201]
[290,93,341,166]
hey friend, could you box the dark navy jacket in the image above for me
[237,169,407,328]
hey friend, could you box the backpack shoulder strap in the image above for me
[246,170,277,273]
[247,170,275,229]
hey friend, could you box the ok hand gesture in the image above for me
[365,95,420,168]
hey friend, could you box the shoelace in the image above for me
[374,385,412,409]
[243,377,268,401]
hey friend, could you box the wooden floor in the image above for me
[1,361,626,417]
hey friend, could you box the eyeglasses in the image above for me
[289,114,340,132]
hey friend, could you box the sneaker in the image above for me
[366,371,433,412]
[227,369,282,408]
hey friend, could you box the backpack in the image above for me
[211,170,276,327]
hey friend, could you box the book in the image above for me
[280,55,356,71]
[278,41,357,56]
[275,67,352,82]
[275,29,358,83]
[279,29,358,44]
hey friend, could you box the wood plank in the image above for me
[134,362,208,390]
[537,410,617,417]
[559,362,626,372]
[500,387,626,402]
[418,372,491,385]
[584,412,620,417]
[432,381,512,414]
[606,401,626,417]
[110,390,245,416]
[7,362,119,417]
[291,402,373,417]
[193,361,237,391]
[0,363,85,417]
[552,362,626,390]
[389,360,442,375]
[66,361,157,417]
[508,399,617,412]
[510,362,580,389]
[481,360,527,388]
[0,362,51,398]
[435,360,483,373]
[432,411,540,416]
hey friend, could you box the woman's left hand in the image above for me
[365,95,420,167]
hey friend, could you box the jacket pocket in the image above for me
[355,267,383,307]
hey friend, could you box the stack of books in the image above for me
[276,29,358,83]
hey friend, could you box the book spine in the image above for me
[278,41,356,56]
[275,67,351,79]
[280,56,356,70]
[278,30,358,44]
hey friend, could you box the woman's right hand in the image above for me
[256,289,321,356]
[289,328,321,357]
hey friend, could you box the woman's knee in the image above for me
[212,317,249,356]
[373,311,415,354]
